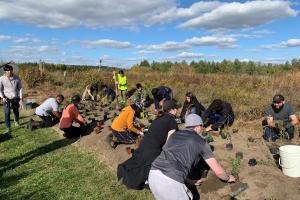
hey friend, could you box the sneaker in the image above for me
[15,121,20,127]
[4,128,11,134]
[27,119,33,132]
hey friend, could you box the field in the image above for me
[1,64,300,199]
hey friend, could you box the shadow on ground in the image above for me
[0,138,77,176]
[0,132,13,143]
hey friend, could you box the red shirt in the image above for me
[59,104,85,129]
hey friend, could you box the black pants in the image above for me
[40,115,59,127]
[263,126,294,141]
[61,126,86,138]
[109,130,138,144]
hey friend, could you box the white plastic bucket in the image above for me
[279,145,300,177]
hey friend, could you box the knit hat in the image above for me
[185,114,203,127]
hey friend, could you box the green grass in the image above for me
[0,108,153,200]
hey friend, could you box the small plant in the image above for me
[256,159,277,167]
[230,156,241,179]
[264,197,279,200]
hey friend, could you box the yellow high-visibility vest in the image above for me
[117,74,128,91]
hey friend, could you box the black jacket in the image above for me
[180,97,205,120]
[202,101,234,130]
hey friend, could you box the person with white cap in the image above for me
[148,114,235,200]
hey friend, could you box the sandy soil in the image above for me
[26,91,300,200]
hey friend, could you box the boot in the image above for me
[27,119,43,132]
[27,119,34,132]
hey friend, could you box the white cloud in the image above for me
[177,52,205,59]
[135,50,158,55]
[14,37,42,43]
[137,34,239,52]
[0,0,175,28]
[0,0,296,31]
[0,34,42,43]
[126,57,146,62]
[147,1,223,25]
[71,39,133,49]
[139,41,190,52]
[0,35,13,41]
[178,0,297,29]
[99,54,113,60]
[263,57,287,64]
[184,35,238,48]
[261,38,300,49]
[280,39,300,48]
[7,45,59,54]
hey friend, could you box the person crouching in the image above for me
[107,103,144,148]
[59,95,86,138]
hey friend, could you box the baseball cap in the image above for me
[273,94,284,103]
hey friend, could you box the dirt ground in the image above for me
[26,90,300,200]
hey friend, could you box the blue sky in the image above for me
[0,0,299,68]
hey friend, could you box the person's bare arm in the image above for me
[205,158,235,182]
[87,89,94,100]
[290,114,299,126]
[53,111,61,118]
[166,129,176,140]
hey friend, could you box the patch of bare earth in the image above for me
[26,94,299,200]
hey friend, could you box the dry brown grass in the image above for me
[21,65,300,121]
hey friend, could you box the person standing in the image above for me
[115,70,128,102]
[148,114,235,200]
[0,63,23,134]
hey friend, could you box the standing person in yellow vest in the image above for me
[115,70,128,102]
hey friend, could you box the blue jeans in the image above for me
[3,98,20,128]
[263,126,294,141]
[207,113,234,130]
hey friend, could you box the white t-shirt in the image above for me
[35,98,59,116]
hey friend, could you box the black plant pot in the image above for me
[226,143,233,150]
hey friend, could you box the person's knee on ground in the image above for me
[106,133,118,148]
[263,126,279,141]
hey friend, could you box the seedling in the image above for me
[256,159,276,167]
[230,156,241,180]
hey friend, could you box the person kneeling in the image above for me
[148,114,235,200]
[59,95,86,138]
[263,94,298,141]
[203,99,234,132]
[107,104,143,148]
[27,94,64,131]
